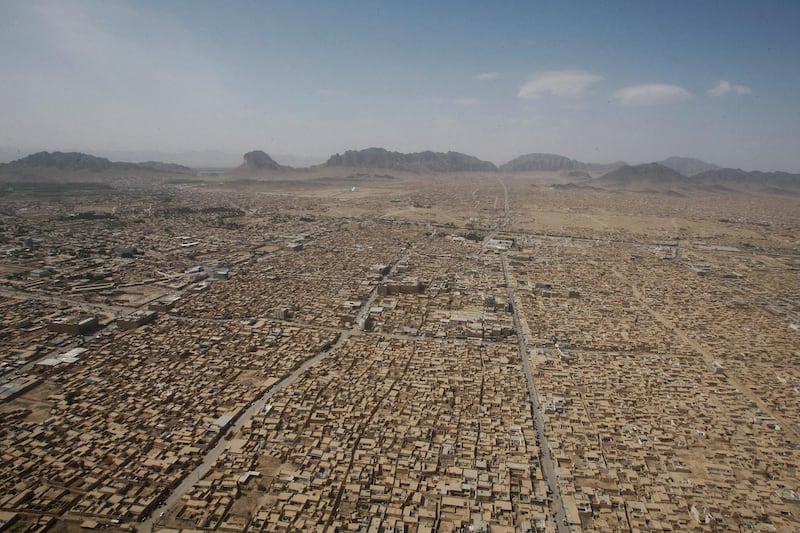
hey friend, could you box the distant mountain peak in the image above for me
[583,162,800,195]
[500,153,584,172]
[500,152,625,173]
[241,150,283,170]
[592,163,691,191]
[10,151,113,171]
[325,147,496,173]
[4,150,193,175]
[692,167,800,194]
[657,156,720,176]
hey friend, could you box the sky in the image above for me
[1,0,800,171]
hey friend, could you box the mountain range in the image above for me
[236,150,287,173]
[325,147,497,173]
[587,163,800,195]
[500,153,626,173]
[656,156,720,176]
[592,163,691,190]
[1,149,797,194]
[0,151,193,176]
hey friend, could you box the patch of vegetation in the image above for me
[463,231,484,242]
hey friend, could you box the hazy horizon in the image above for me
[2,1,800,172]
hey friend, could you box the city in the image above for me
[1,170,797,532]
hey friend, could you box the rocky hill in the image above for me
[8,151,114,171]
[657,156,720,176]
[1,151,194,176]
[500,153,583,172]
[592,163,693,191]
[500,152,625,173]
[325,147,496,173]
[692,168,800,194]
[562,162,800,196]
[133,161,195,174]
[238,150,284,171]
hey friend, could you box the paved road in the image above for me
[497,176,510,228]
[503,255,572,533]
[492,177,572,532]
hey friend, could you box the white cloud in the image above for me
[707,80,731,96]
[454,97,479,106]
[707,80,752,96]
[518,70,603,99]
[613,84,692,106]
[475,72,499,80]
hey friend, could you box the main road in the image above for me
[495,176,572,533]
[502,255,572,533]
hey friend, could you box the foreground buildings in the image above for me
[0,176,798,532]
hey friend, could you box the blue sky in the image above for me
[1,0,799,170]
